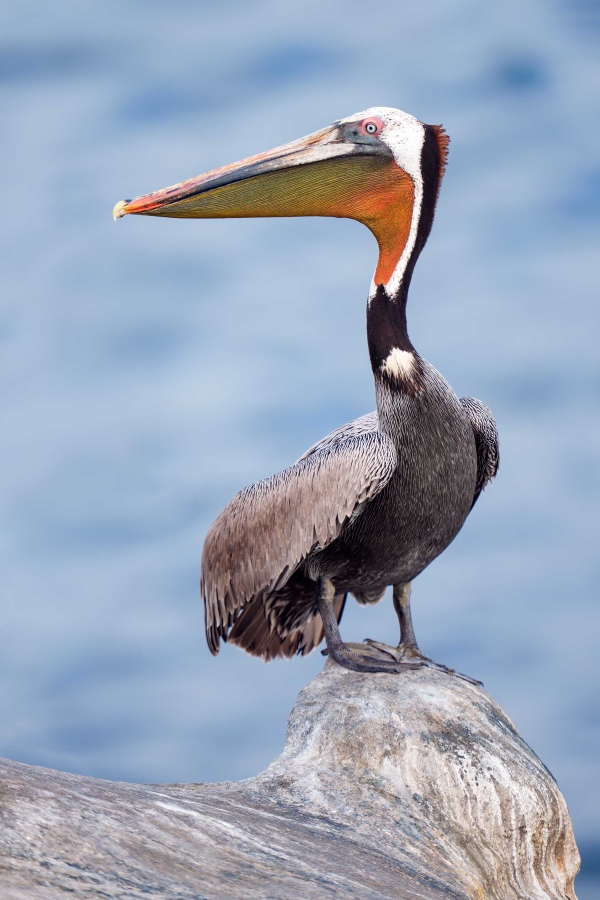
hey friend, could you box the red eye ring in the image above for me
[363,119,381,135]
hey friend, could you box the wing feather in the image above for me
[227,586,347,661]
[202,432,397,654]
[298,411,379,460]
[460,397,499,508]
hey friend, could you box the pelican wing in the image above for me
[202,431,397,654]
[460,397,499,508]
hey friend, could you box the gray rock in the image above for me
[0,659,580,899]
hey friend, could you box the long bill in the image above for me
[113,123,415,285]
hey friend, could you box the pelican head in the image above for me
[113,108,449,293]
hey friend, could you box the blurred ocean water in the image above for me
[0,0,598,892]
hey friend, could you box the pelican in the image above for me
[114,107,499,680]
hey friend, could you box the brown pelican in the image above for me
[114,107,499,680]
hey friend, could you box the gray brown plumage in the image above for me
[221,402,498,660]
[203,372,498,662]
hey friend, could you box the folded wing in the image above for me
[459,397,500,508]
[202,431,397,654]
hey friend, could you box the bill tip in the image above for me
[112,199,131,221]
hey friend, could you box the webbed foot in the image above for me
[362,638,482,686]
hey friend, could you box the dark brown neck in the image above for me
[367,284,413,373]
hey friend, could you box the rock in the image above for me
[0,660,580,899]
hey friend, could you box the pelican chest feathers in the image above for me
[114,107,499,681]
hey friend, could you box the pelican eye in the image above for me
[364,121,379,134]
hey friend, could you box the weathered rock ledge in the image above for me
[0,659,580,899]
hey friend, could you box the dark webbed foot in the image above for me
[357,582,484,687]
[321,641,424,675]
[362,638,482,686]
[317,577,479,681]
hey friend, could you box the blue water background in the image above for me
[0,1,598,893]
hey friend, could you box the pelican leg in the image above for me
[317,577,423,675]
[363,583,483,686]
[394,581,420,652]
[362,583,419,659]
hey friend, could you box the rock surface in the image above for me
[0,659,580,899]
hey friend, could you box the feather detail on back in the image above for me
[298,411,380,460]
[201,431,397,654]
